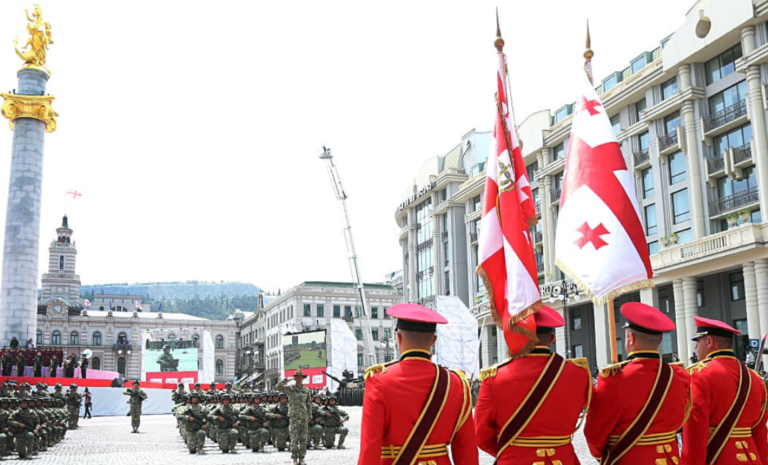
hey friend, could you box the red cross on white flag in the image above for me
[554,74,653,303]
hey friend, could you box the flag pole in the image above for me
[496,9,518,132]
[584,20,619,363]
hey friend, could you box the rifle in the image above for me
[186,407,206,428]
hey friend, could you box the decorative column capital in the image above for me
[1,92,57,132]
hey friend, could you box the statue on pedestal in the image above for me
[14,5,53,73]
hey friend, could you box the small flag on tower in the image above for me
[134,300,142,311]
[84,299,90,308]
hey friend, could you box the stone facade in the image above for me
[40,216,81,308]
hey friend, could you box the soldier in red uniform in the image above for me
[357,303,478,465]
[682,316,768,464]
[585,302,691,464]
[475,305,592,464]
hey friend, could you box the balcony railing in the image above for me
[734,143,752,164]
[709,186,760,216]
[441,231,448,241]
[416,238,433,253]
[704,100,748,133]
[707,155,725,174]
[550,187,562,202]
[633,148,650,166]
[471,299,490,316]
[658,131,678,152]
[417,295,436,309]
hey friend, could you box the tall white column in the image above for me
[407,208,417,302]
[593,303,609,368]
[755,259,768,366]
[744,262,761,341]
[741,26,768,217]
[431,195,439,297]
[540,175,554,279]
[679,64,706,239]
[682,278,699,359]
[672,279,688,363]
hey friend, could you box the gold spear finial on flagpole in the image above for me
[584,19,594,84]
[495,7,505,52]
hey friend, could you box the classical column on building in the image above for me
[682,277,699,359]
[741,26,768,216]
[431,194,440,296]
[755,259,768,366]
[744,262,761,341]
[592,303,608,368]
[678,65,706,239]
[407,208,417,302]
[672,279,688,362]
[555,311,566,357]
[496,330,508,363]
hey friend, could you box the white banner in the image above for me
[328,319,358,390]
[435,296,480,379]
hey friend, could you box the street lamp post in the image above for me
[540,280,581,359]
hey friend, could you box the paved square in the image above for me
[8,407,594,464]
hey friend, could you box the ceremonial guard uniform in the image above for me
[475,306,592,464]
[585,303,691,464]
[682,316,768,464]
[357,304,478,465]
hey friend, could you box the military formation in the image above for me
[0,380,82,460]
[171,374,348,463]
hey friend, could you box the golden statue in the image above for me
[14,5,53,73]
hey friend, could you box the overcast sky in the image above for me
[0,1,694,292]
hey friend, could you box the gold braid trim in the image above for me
[554,259,654,306]
[601,361,631,378]
[569,358,593,431]
[364,359,399,380]
[507,304,542,360]
[476,265,503,329]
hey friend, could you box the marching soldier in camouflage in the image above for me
[208,394,240,453]
[277,369,313,465]
[0,397,11,458]
[309,394,325,449]
[9,397,39,459]
[266,392,290,451]
[238,394,271,452]
[65,384,81,429]
[182,393,208,454]
[123,380,148,433]
[321,395,349,449]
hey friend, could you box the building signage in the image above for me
[397,182,435,212]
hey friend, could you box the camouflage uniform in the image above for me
[65,385,82,429]
[277,373,313,464]
[123,382,148,433]
[322,398,349,448]
[238,397,271,452]
[181,394,207,454]
[9,399,38,459]
[266,396,290,451]
[309,396,325,449]
[208,395,239,453]
[0,398,10,458]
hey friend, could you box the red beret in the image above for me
[692,316,741,340]
[621,302,675,334]
[534,306,564,328]
[387,303,447,332]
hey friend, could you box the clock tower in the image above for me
[40,215,81,315]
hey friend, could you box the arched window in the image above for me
[70,331,79,345]
[99,306,104,311]
[92,332,102,346]
[116,306,123,312]
[215,335,224,349]
[52,331,61,345]
[59,255,64,270]
[36,330,42,345]
[215,359,224,377]
[117,357,126,376]
[167,333,176,340]
[117,332,127,343]
[91,356,101,370]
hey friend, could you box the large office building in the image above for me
[397,0,768,371]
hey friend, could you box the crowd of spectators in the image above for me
[0,343,85,378]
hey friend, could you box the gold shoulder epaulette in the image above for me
[670,361,686,368]
[451,368,469,384]
[568,357,590,371]
[364,360,398,380]
[600,360,630,378]
[480,358,513,382]
[687,360,708,374]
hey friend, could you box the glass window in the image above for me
[603,74,618,91]
[676,229,693,245]
[636,98,647,122]
[472,195,482,212]
[648,241,660,255]
[36,330,42,345]
[672,189,690,224]
[714,124,752,158]
[662,78,679,100]
[70,332,79,345]
[697,280,705,307]
[383,307,390,319]
[117,332,127,343]
[554,143,566,160]
[527,162,538,181]
[669,152,687,184]
[573,344,584,358]
[554,107,569,123]
[215,335,224,349]
[731,272,745,301]
[333,305,341,318]
[372,329,379,341]
[632,55,647,74]
[344,305,352,319]
[117,357,126,376]
[384,328,391,340]
[357,353,364,366]
[215,359,224,377]
[610,114,621,134]
[706,44,743,85]
[355,329,362,341]
[317,304,324,317]
[710,81,748,116]
[752,210,762,223]
[371,307,378,319]
[92,332,102,346]
[355,306,361,318]
[639,132,650,152]
[303,304,311,317]
[642,167,654,198]
[718,166,757,199]
[52,331,61,345]
[645,204,658,235]
[571,309,582,330]
[665,112,681,135]
[91,356,100,371]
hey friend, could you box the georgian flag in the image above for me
[555,75,653,303]
[134,300,142,310]
[476,51,541,357]
[84,299,90,308]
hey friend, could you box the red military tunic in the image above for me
[357,349,478,465]
[682,349,768,464]
[585,351,691,464]
[474,346,592,464]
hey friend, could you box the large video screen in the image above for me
[144,340,199,373]
[283,330,327,388]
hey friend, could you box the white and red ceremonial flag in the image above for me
[476,36,541,358]
[134,300,142,310]
[554,73,653,303]
[84,299,90,308]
